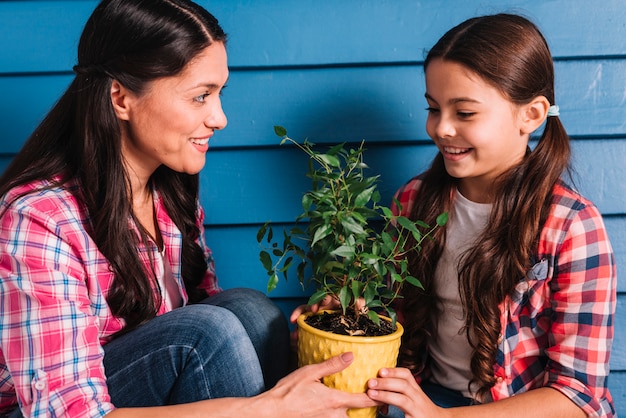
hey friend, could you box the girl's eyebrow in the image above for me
[424,92,481,105]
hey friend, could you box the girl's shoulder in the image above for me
[392,173,426,216]
[545,179,606,233]
[551,179,599,215]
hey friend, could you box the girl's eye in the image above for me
[194,93,211,103]
[425,107,440,114]
[457,111,475,119]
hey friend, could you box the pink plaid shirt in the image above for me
[393,176,616,417]
[0,179,220,417]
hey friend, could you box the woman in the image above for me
[0,1,377,416]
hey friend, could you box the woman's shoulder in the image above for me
[1,178,83,220]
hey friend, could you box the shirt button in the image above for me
[34,381,46,391]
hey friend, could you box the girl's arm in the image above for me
[367,367,585,418]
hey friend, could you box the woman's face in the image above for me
[117,42,229,179]
[424,58,529,202]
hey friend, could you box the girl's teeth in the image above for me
[445,147,468,154]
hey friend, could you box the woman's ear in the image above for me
[110,80,132,121]
[520,95,550,134]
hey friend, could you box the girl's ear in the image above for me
[110,80,132,121]
[520,95,550,134]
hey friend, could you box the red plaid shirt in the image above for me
[0,179,220,417]
[392,176,616,417]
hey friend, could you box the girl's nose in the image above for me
[434,114,455,140]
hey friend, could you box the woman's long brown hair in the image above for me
[0,0,226,335]
[398,14,571,398]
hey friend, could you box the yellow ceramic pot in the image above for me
[297,311,404,418]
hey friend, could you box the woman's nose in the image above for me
[205,99,228,131]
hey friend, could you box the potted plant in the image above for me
[257,126,446,418]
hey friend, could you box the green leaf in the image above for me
[367,310,381,326]
[256,223,267,243]
[318,153,341,168]
[308,289,328,306]
[339,286,350,314]
[396,216,419,234]
[405,275,424,290]
[380,206,393,218]
[351,280,364,300]
[274,125,287,137]
[364,282,376,305]
[354,186,376,207]
[311,224,332,246]
[437,212,449,226]
[330,245,355,258]
[391,272,403,284]
[341,217,365,236]
[259,251,273,271]
[302,194,313,212]
[386,308,398,328]
[267,273,279,293]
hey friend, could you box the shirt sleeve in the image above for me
[542,201,616,417]
[194,203,221,296]
[0,201,115,417]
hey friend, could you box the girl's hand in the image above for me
[289,295,341,323]
[367,368,448,418]
[289,295,341,350]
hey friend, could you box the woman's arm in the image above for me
[106,353,378,418]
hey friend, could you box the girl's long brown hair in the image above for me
[398,14,571,398]
[0,0,226,335]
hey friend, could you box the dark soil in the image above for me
[304,310,395,337]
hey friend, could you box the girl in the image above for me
[366,13,616,418]
[0,0,376,416]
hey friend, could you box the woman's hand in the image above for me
[367,367,448,418]
[261,352,380,418]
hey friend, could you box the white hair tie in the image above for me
[547,105,560,117]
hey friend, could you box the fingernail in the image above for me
[341,352,354,362]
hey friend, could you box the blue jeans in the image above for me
[379,381,474,417]
[103,288,290,407]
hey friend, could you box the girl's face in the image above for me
[424,58,529,203]
[116,42,229,179]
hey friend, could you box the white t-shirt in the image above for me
[157,249,183,310]
[428,190,491,399]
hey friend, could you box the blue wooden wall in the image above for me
[1,0,624,412]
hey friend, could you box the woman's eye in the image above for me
[425,107,440,114]
[194,93,211,103]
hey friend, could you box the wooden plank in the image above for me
[199,139,626,226]
[610,296,626,370]
[1,59,624,152]
[609,371,626,415]
[0,74,71,153]
[1,0,626,73]
[605,217,626,293]
[206,223,316,298]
